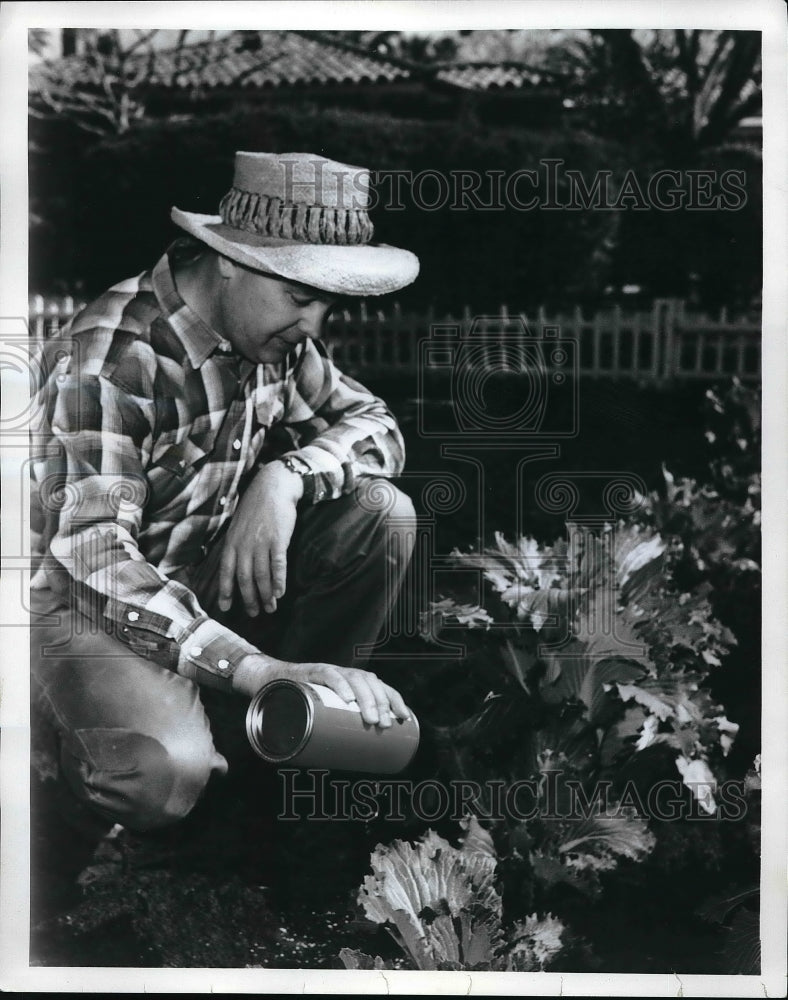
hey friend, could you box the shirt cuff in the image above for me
[283,445,348,504]
[176,617,260,691]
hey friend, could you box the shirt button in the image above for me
[127,611,140,622]
[190,646,203,658]
[232,439,242,450]
[217,659,230,672]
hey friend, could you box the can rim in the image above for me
[245,678,315,763]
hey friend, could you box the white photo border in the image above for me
[1,1,785,994]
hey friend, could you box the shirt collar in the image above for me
[151,246,235,369]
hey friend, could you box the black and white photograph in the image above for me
[1,1,785,993]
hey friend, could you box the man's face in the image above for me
[216,259,339,364]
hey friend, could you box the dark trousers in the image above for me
[31,481,416,832]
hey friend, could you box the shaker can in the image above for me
[246,679,419,774]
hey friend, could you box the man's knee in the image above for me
[295,479,416,579]
[380,481,417,533]
[379,482,417,573]
[342,479,416,574]
[358,478,416,551]
[62,725,225,832]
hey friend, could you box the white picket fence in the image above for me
[29,294,761,383]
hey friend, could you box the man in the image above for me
[30,151,420,834]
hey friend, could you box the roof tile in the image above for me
[30,30,411,93]
[29,32,555,97]
[435,63,549,91]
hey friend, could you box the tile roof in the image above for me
[434,62,555,91]
[29,31,558,98]
[29,30,411,94]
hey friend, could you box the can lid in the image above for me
[246,680,313,762]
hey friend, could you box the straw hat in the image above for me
[171,151,419,296]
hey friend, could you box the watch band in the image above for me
[280,454,316,501]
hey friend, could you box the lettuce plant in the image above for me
[340,817,565,971]
[346,380,758,969]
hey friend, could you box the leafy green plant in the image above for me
[378,383,760,966]
[644,380,760,590]
[385,493,743,957]
[638,379,761,772]
[425,518,737,815]
[340,817,566,971]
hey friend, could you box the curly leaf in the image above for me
[555,809,655,864]
[598,703,649,766]
[427,913,463,968]
[530,853,596,897]
[540,647,645,724]
[453,532,569,596]
[339,949,393,970]
[421,599,494,642]
[616,681,674,721]
[626,587,736,670]
[456,909,503,970]
[614,526,666,604]
[675,756,718,814]
[357,830,502,970]
[506,913,565,971]
[581,658,647,723]
[508,586,578,635]
[613,675,735,761]
[576,592,655,670]
[713,715,740,756]
[459,814,497,859]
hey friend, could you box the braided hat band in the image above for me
[171,151,419,296]
[219,187,375,246]
[219,151,374,246]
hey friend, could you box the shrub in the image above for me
[30,103,629,308]
[351,379,760,968]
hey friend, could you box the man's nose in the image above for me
[298,304,330,340]
[298,302,330,340]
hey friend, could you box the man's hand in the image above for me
[232,654,410,728]
[218,460,303,617]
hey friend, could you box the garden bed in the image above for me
[30,376,761,972]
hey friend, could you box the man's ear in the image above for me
[217,254,235,279]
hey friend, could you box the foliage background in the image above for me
[30,27,762,310]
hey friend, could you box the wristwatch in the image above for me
[279,454,318,501]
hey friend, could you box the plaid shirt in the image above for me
[30,246,405,690]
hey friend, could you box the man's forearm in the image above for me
[232,653,282,698]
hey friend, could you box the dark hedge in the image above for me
[30,100,761,310]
